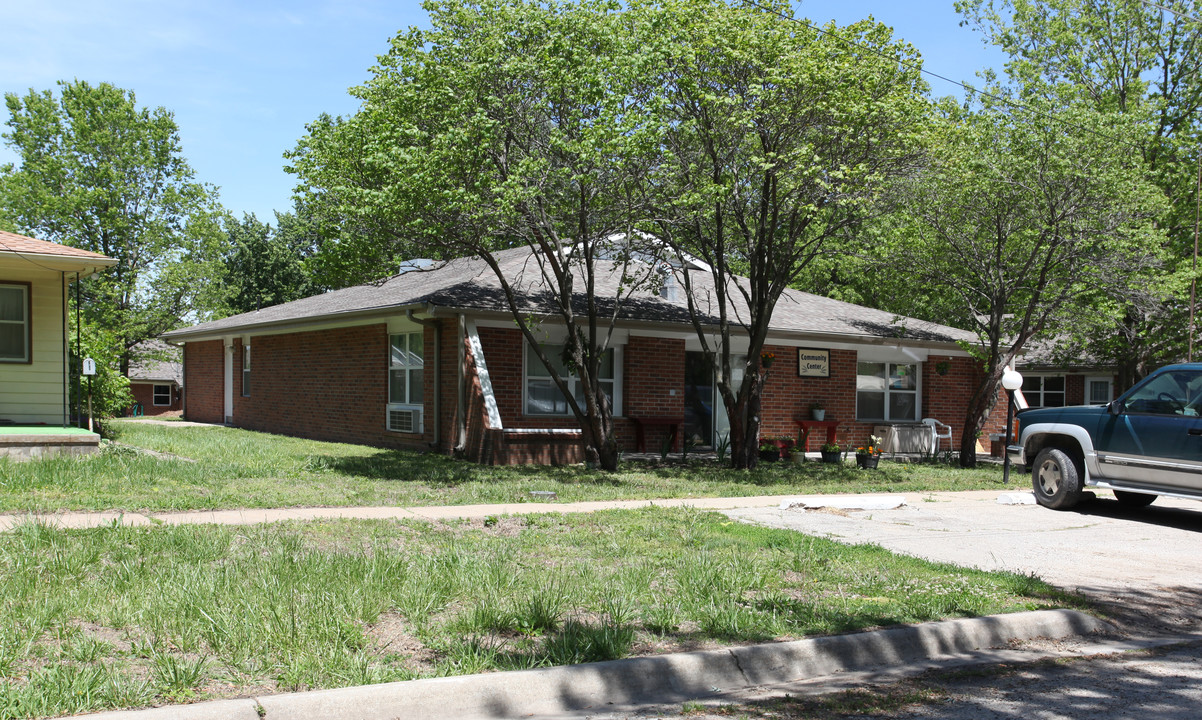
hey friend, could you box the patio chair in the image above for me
[921,417,953,456]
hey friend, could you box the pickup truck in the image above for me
[1008,363,1202,510]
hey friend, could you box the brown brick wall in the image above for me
[182,320,1012,463]
[230,324,430,451]
[183,340,224,424]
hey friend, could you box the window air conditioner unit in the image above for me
[388,406,423,433]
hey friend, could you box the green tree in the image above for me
[222,212,320,315]
[291,0,663,470]
[0,80,226,373]
[877,90,1165,466]
[641,0,929,468]
[956,0,1202,385]
[71,319,134,421]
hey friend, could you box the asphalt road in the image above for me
[655,488,1202,720]
[726,489,1202,636]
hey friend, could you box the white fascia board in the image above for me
[167,306,423,344]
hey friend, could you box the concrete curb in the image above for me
[80,609,1109,720]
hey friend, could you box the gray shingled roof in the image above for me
[128,339,183,384]
[165,247,976,346]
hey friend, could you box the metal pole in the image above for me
[1003,390,1015,485]
[1191,146,1201,362]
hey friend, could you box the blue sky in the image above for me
[0,1,1009,224]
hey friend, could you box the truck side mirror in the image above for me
[1108,400,1123,416]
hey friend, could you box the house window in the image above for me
[388,332,424,432]
[241,344,251,397]
[153,384,172,406]
[525,343,619,416]
[1086,377,1113,406]
[857,361,919,422]
[1022,375,1065,408]
[0,283,30,363]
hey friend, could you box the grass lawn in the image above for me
[0,421,1013,512]
[0,507,1078,717]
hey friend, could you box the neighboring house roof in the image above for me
[164,246,976,348]
[1019,337,1114,373]
[0,230,117,273]
[127,340,183,385]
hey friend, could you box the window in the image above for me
[1022,375,1065,408]
[525,343,618,416]
[1086,377,1113,406]
[1122,369,1202,416]
[153,384,172,406]
[856,361,918,421]
[0,283,30,363]
[388,332,424,432]
[241,344,251,397]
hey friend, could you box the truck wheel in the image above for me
[1113,490,1156,508]
[1031,447,1083,510]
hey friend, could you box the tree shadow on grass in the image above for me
[312,450,623,487]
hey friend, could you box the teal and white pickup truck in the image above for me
[1008,363,1202,510]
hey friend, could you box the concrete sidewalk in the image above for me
[0,493,817,531]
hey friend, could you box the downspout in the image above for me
[406,309,441,450]
[457,313,467,452]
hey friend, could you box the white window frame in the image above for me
[388,331,425,432]
[855,359,922,422]
[153,384,172,406]
[241,343,251,397]
[1022,374,1066,409]
[0,282,30,363]
[1085,376,1114,406]
[523,342,623,417]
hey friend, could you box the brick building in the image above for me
[163,248,1007,465]
[126,340,183,416]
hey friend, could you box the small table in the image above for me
[630,416,683,452]
[793,419,841,452]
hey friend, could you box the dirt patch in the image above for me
[366,612,439,673]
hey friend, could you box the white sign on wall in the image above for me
[797,348,830,378]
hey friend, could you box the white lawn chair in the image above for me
[922,417,953,456]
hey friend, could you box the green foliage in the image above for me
[637,0,929,467]
[956,0,1202,381]
[870,87,1165,463]
[70,319,133,419]
[221,212,320,315]
[0,80,227,370]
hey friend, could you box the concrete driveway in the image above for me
[725,489,1202,636]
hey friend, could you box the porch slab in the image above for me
[0,427,101,460]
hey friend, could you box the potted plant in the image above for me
[759,435,794,462]
[810,400,825,421]
[820,441,841,464]
[855,434,883,469]
[758,437,780,462]
[761,351,776,370]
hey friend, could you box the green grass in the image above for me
[0,507,1076,717]
[0,421,1009,512]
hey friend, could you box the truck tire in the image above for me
[1113,489,1157,508]
[1031,447,1084,510]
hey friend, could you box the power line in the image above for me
[1136,0,1202,24]
[743,0,1148,151]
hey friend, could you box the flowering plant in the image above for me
[856,435,884,456]
[820,441,841,453]
[760,351,776,366]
